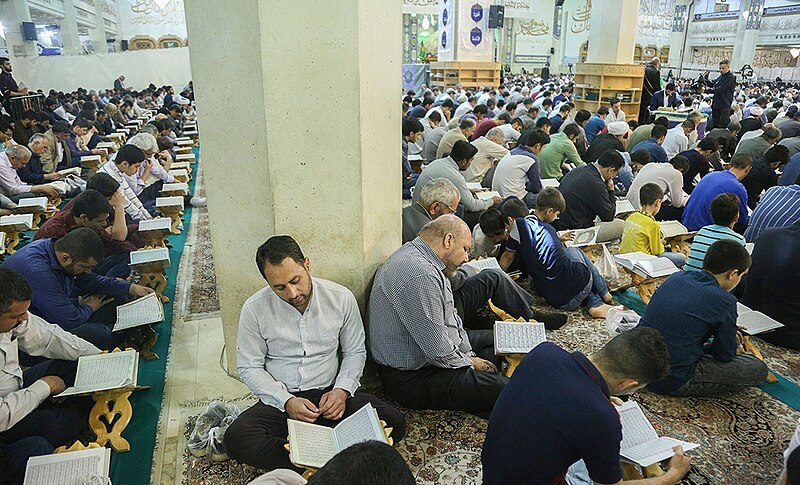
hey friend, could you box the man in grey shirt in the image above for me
[224,236,405,472]
[369,216,508,417]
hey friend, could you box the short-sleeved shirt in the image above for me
[482,342,623,485]
[619,211,664,255]
[507,215,590,308]
[685,224,745,271]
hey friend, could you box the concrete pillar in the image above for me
[731,0,762,71]
[667,0,692,76]
[0,0,38,58]
[183,0,402,376]
[586,0,640,64]
[91,0,107,53]
[60,0,82,55]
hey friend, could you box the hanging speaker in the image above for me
[121,40,129,51]
[488,5,505,28]
[21,22,37,41]
[555,0,566,6]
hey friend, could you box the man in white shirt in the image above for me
[0,145,59,203]
[492,129,550,208]
[605,99,627,124]
[464,127,508,183]
[97,144,152,222]
[223,236,405,473]
[453,95,477,120]
[0,268,101,483]
[626,155,690,216]
[661,120,696,160]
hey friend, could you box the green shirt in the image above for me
[538,132,583,179]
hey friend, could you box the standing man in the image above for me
[224,236,405,472]
[0,57,28,104]
[700,60,736,129]
[640,57,662,125]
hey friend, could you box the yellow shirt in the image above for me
[619,211,665,255]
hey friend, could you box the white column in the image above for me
[91,0,107,53]
[667,0,692,76]
[731,0,761,71]
[183,0,402,375]
[0,0,38,57]
[586,0,640,64]
[60,0,82,55]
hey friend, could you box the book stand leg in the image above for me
[90,389,134,453]
[621,463,665,479]
[140,230,168,249]
[123,325,159,361]
[665,235,693,258]
[137,269,170,304]
[158,207,183,235]
[737,332,778,384]
[2,230,21,255]
[580,244,602,263]
[620,269,662,305]
[48,194,62,208]
[54,441,102,454]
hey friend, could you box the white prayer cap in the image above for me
[750,106,764,116]
[607,121,629,136]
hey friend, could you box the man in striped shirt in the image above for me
[685,193,745,272]
[744,184,800,242]
[368,215,507,417]
[97,144,151,222]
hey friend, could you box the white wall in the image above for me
[10,47,192,93]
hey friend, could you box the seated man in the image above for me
[626,117,669,154]
[97,144,152,222]
[552,149,625,243]
[640,240,769,396]
[125,133,177,213]
[34,189,136,278]
[0,144,59,203]
[679,137,719,194]
[662,120,695,160]
[745,184,800,242]
[619,183,686,267]
[492,129,550,208]
[780,151,800,186]
[16,133,67,187]
[403,177,460,244]
[538,122,583,180]
[0,268,102,485]
[742,220,800,350]
[482,327,691,485]
[628,124,668,163]
[414,140,500,224]
[741,144,787,209]
[471,198,528,260]
[735,124,781,162]
[649,82,681,111]
[368,216,507,417]
[583,107,608,144]
[40,121,72,174]
[401,118,423,198]
[1,228,153,349]
[223,236,405,472]
[464,127,508,184]
[437,117,476,159]
[506,188,617,318]
[685,193,745,271]
[615,149,650,195]
[682,153,752,232]
[65,118,105,163]
[582,121,627,164]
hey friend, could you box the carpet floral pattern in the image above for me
[186,194,221,315]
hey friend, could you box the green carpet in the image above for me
[108,146,199,485]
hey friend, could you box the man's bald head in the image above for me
[419,215,472,276]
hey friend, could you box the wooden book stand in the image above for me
[618,268,668,305]
[664,234,694,258]
[622,462,666,480]
[737,331,778,384]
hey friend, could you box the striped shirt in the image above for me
[97,160,151,221]
[744,185,800,242]
[685,225,745,271]
[367,237,472,371]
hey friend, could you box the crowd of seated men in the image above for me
[0,71,206,484]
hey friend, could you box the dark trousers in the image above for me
[378,329,508,419]
[223,389,405,472]
[655,203,684,222]
[454,269,535,330]
[93,252,131,279]
[665,354,769,397]
[1,360,91,485]
[711,107,730,129]
[138,180,164,216]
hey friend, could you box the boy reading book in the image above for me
[639,240,768,396]
[619,183,686,268]
[685,193,745,272]
[505,187,618,319]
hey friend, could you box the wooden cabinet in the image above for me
[572,63,645,122]
[429,61,501,90]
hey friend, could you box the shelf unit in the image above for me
[429,61,501,90]
[571,63,645,122]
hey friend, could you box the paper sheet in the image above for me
[114,293,164,331]
[59,350,137,396]
[129,247,170,266]
[24,448,109,485]
[463,257,501,272]
[287,420,337,469]
[494,321,546,354]
[333,404,385,451]
[138,218,172,232]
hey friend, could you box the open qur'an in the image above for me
[619,401,699,467]
[56,349,139,397]
[494,321,546,355]
[287,403,386,469]
[114,292,164,332]
[24,447,110,485]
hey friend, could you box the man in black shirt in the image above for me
[0,57,27,102]
[742,144,787,209]
[700,60,736,129]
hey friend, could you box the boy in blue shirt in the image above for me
[640,239,768,396]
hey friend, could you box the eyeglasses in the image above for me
[436,200,458,214]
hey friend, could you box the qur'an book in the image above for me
[493,321,547,355]
[138,217,172,233]
[619,401,699,467]
[129,247,171,266]
[114,292,164,332]
[24,447,110,485]
[56,349,139,397]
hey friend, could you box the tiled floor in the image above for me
[155,313,251,484]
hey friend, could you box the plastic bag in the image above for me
[595,243,620,283]
[187,401,241,462]
[605,307,641,336]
